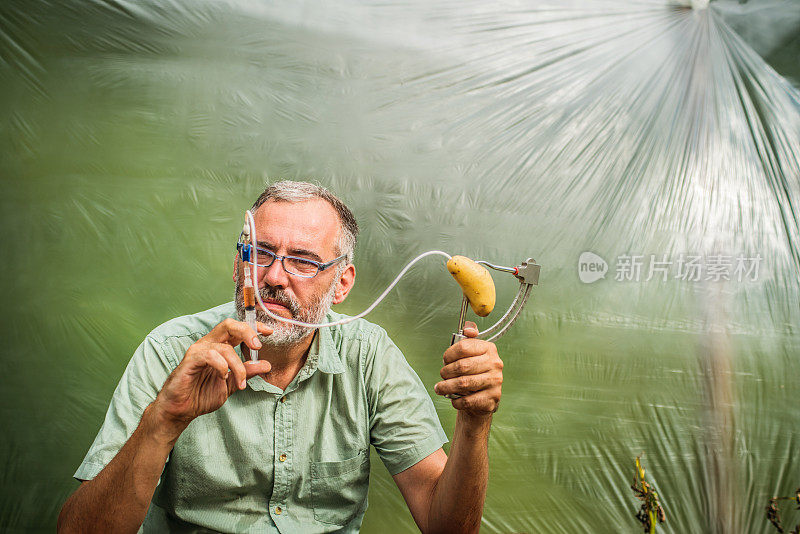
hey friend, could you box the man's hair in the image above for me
[251,180,359,264]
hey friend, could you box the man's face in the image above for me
[234,199,349,346]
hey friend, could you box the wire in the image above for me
[244,209,451,329]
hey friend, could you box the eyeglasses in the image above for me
[237,243,346,278]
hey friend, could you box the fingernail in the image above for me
[433,384,440,395]
[240,379,247,390]
[252,337,262,348]
[225,370,230,379]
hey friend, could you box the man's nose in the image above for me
[260,259,289,289]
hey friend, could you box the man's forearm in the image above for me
[427,412,492,534]
[58,403,187,534]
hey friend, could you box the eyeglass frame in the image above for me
[236,241,347,279]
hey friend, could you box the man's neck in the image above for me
[254,331,316,391]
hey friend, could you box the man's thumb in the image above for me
[463,321,479,338]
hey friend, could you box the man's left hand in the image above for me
[434,321,503,417]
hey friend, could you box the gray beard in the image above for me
[235,276,337,348]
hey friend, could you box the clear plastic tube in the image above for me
[243,209,451,329]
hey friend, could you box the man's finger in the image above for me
[256,322,273,336]
[243,359,271,378]
[433,374,491,396]
[440,355,494,379]
[443,338,492,363]
[203,318,263,349]
[450,389,500,414]
[463,320,479,338]
[212,343,247,390]
[203,349,231,381]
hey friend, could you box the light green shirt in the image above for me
[75,302,448,533]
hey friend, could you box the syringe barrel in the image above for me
[242,263,259,361]
[244,286,255,308]
[243,264,257,307]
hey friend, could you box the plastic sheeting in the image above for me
[1,0,799,532]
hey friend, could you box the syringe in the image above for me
[240,224,259,362]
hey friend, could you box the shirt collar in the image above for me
[308,323,345,375]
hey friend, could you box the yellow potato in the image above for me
[446,255,496,317]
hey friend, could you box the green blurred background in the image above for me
[1,0,799,532]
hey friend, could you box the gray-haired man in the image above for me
[59,181,504,533]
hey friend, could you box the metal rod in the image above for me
[484,285,532,343]
[476,260,516,274]
[478,283,526,338]
[456,295,469,333]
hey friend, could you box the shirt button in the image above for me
[279,453,287,462]
[280,397,286,403]
[275,506,282,515]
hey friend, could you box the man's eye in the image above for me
[254,250,275,264]
[286,257,318,272]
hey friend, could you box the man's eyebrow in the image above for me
[289,248,323,263]
[256,241,323,263]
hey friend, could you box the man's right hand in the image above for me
[152,319,273,432]
[57,319,273,533]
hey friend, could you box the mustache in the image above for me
[257,286,301,316]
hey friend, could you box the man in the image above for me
[59,181,504,533]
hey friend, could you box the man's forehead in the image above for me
[252,199,339,252]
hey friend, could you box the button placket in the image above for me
[271,393,292,518]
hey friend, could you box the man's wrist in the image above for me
[456,411,493,438]
[143,402,190,445]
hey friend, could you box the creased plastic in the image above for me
[1,0,799,532]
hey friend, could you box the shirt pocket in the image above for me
[311,449,370,525]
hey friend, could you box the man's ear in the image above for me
[333,263,356,305]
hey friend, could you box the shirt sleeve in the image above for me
[363,329,448,476]
[73,335,177,481]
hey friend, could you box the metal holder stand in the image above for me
[446,257,540,399]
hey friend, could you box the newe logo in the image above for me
[578,252,608,283]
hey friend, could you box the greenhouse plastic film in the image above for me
[1,0,799,532]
